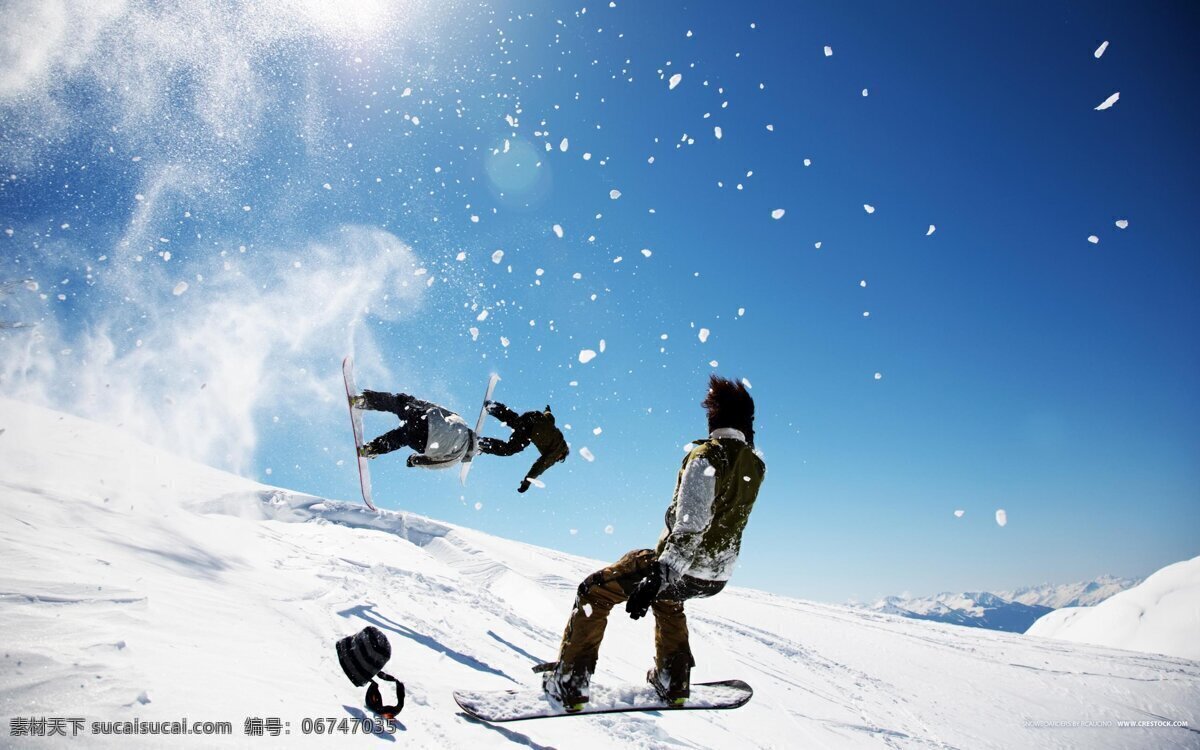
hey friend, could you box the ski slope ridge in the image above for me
[2,398,1198,749]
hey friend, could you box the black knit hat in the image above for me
[336,626,392,686]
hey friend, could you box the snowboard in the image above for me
[454,679,752,722]
[459,373,500,485]
[341,355,376,511]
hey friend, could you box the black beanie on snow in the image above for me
[336,626,392,686]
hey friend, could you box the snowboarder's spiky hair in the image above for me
[703,374,755,444]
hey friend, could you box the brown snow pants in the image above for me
[557,549,720,677]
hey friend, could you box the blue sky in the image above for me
[1,0,1197,603]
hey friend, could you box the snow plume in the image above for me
[0,226,425,473]
[0,0,436,167]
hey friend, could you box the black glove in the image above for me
[625,563,664,620]
[517,478,531,493]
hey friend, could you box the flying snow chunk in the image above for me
[714,126,723,140]
[599,339,606,353]
[824,45,833,57]
[603,523,613,534]
[1094,41,1109,59]
[500,336,510,348]
[560,137,569,152]
[469,327,479,341]
[995,509,1008,527]
[553,224,564,238]
[609,189,622,200]
[699,328,710,343]
[709,360,719,367]
[954,509,965,518]
[1115,219,1129,229]
[579,349,598,364]
[172,281,188,296]
[803,158,812,167]
[737,307,745,317]
[874,372,883,380]
[456,251,466,261]
[669,73,683,90]
[862,88,869,97]
[927,224,937,236]
[580,447,596,462]
[641,248,652,257]
[592,427,602,435]
[864,204,876,214]
[477,310,489,322]
[1094,92,1120,111]
[741,377,752,389]
[491,249,505,264]
[474,502,483,511]
[771,208,785,220]
[1088,235,1099,244]
[401,87,412,97]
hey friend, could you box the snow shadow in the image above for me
[339,604,517,683]
[487,630,543,665]
[457,713,558,750]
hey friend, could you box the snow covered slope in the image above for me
[2,398,1198,749]
[1027,557,1200,662]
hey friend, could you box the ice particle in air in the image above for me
[771,208,785,220]
[579,349,597,364]
[669,73,682,90]
[995,509,1008,527]
[1094,41,1109,59]
[609,189,622,200]
[1115,219,1129,229]
[1094,92,1120,111]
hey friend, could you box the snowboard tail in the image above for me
[459,373,500,485]
[454,679,752,722]
[341,356,376,511]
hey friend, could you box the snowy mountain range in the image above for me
[2,397,1198,749]
[863,575,1142,634]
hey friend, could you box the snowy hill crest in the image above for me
[2,398,1198,749]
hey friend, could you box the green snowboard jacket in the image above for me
[656,428,766,583]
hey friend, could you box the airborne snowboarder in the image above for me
[539,375,765,711]
[479,401,570,492]
[353,390,478,469]
[352,391,568,487]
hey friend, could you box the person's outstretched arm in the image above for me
[485,400,521,426]
[479,433,531,457]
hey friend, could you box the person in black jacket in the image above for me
[478,401,569,492]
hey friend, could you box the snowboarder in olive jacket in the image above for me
[540,375,765,710]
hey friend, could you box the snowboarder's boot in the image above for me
[533,661,589,712]
[647,652,692,706]
[358,443,378,459]
[349,394,366,409]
